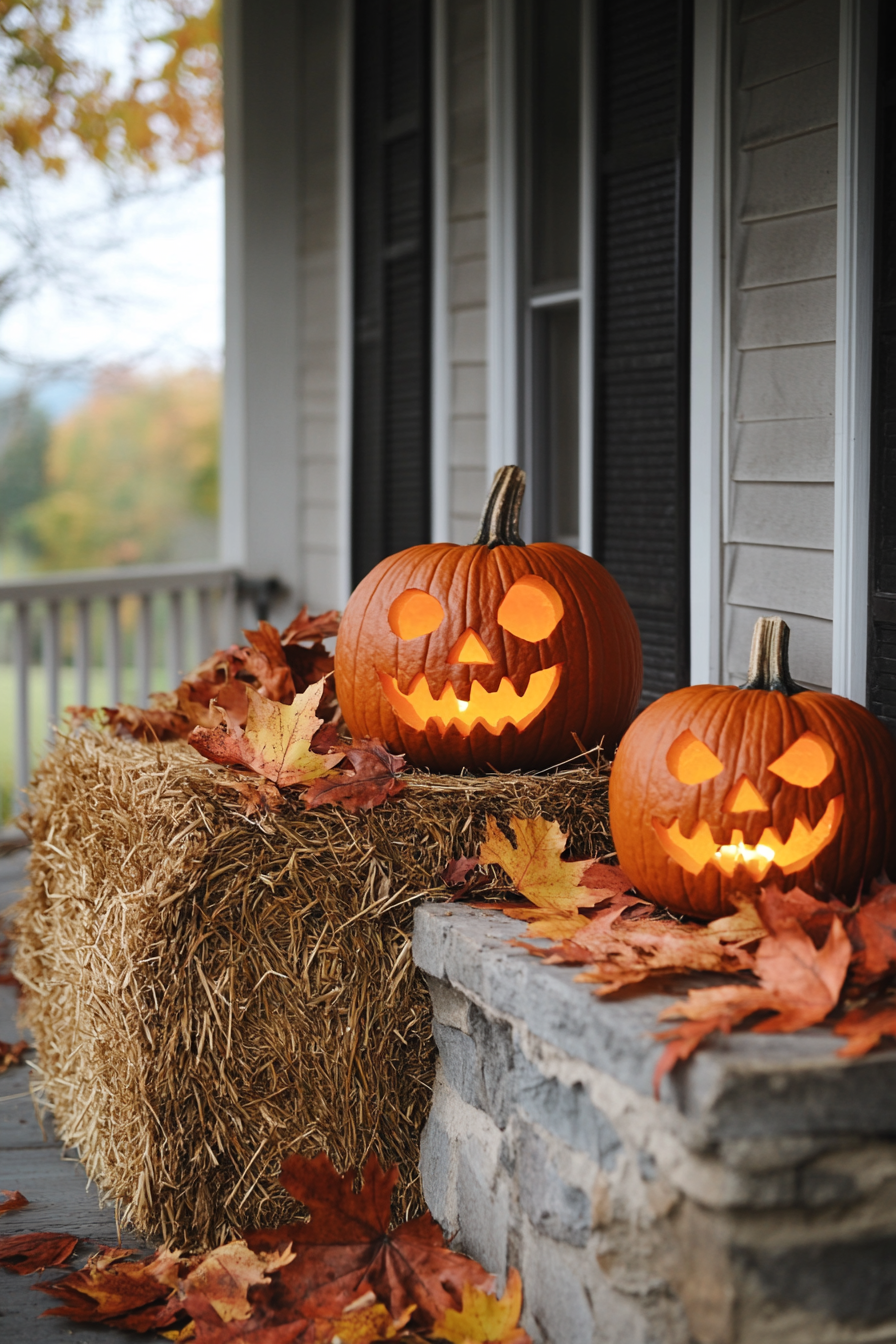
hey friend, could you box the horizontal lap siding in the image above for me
[447,0,488,542]
[725,0,838,690]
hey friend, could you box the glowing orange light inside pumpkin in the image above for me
[379,665,562,735]
[768,732,836,788]
[666,729,724,784]
[496,576,564,642]
[389,589,445,639]
[723,774,767,813]
[448,628,495,664]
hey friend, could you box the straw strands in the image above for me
[14,730,612,1248]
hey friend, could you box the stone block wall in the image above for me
[414,905,896,1344]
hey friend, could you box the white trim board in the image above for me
[487,0,518,478]
[430,0,451,543]
[688,0,726,686]
[832,0,878,704]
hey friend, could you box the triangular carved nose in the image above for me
[448,629,495,664]
[723,774,768,813]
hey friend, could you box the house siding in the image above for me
[446,0,490,542]
[725,0,839,689]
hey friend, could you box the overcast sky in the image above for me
[0,1,223,412]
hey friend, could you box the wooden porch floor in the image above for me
[0,845,150,1340]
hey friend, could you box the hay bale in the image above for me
[14,731,612,1248]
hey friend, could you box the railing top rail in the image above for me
[0,562,241,605]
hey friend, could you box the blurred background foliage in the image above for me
[0,368,219,572]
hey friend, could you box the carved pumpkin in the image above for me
[335,466,643,772]
[609,617,896,919]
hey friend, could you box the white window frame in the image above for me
[832,0,878,703]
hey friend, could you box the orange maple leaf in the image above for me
[432,1267,531,1344]
[653,900,852,1094]
[478,817,600,935]
[835,999,896,1057]
[0,1230,77,1274]
[189,682,344,788]
[181,1241,295,1324]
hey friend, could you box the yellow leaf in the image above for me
[313,1296,414,1342]
[190,680,344,789]
[514,908,590,939]
[479,817,595,911]
[431,1268,531,1344]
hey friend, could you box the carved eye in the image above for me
[497,576,564,642]
[667,730,724,784]
[389,590,445,639]
[768,732,835,787]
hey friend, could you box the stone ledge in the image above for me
[413,903,896,1145]
[413,903,896,1344]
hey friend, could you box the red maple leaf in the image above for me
[0,1190,28,1216]
[0,1230,78,1274]
[245,1152,492,1330]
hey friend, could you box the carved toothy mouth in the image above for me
[379,666,562,736]
[652,795,845,880]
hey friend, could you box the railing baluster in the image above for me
[137,593,153,707]
[106,596,122,706]
[220,578,238,648]
[14,602,30,801]
[167,590,184,688]
[198,588,213,661]
[43,599,61,737]
[75,598,91,707]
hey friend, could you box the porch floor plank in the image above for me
[0,847,151,1341]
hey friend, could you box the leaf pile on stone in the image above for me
[0,1152,532,1343]
[455,815,896,1092]
[101,606,342,744]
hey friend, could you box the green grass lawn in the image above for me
[0,665,170,824]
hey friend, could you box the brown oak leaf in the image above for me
[0,1190,28,1216]
[280,607,341,645]
[84,1245,139,1270]
[303,740,405,814]
[242,623,297,704]
[440,856,490,902]
[190,682,344,789]
[0,1230,78,1274]
[219,779,285,818]
[245,1152,493,1330]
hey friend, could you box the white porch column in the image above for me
[221,0,302,628]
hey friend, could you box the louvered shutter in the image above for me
[869,6,896,736]
[592,0,692,703]
[351,0,432,585]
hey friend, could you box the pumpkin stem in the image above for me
[473,466,527,547]
[741,617,805,694]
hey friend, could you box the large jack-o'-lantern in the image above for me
[609,617,896,919]
[335,466,642,773]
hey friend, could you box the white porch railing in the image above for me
[0,562,254,810]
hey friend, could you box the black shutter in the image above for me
[869,6,896,737]
[592,0,692,703]
[351,0,432,586]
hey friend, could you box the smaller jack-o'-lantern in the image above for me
[609,617,896,919]
[334,466,643,773]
